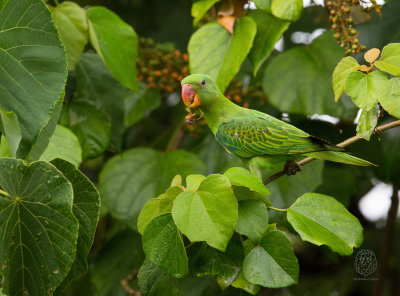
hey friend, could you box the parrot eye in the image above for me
[201,80,206,85]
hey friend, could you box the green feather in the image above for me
[181,74,375,168]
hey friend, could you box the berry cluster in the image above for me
[136,38,189,93]
[136,38,267,131]
[326,0,381,55]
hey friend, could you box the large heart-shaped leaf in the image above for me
[0,0,67,160]
[50,159,100,294]
[189,17,256,92]
[142,213,188,278]
[287,193,363,255]
[100,148,206,229]
[86,6,138,91]
[262,32,357,119]
[0,158,79,296]
[345,70,388,111]
[243,230,299,288]
[50,1,88,70]
[171,174,238,251]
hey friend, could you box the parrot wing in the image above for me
[215,116,341,158]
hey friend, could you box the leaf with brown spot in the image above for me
[364,48,380,63]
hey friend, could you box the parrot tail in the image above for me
[304,151,376,166]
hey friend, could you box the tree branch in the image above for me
[263,119,400,185]
[121,269,141,296]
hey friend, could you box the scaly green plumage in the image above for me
[181,74,374,173]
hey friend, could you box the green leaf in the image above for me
[224,167,270,195]
[171,175,182,187]
[91,230,145,296]
[380,76,400,119]
[186,174,206,191]
[235,200,269,242]
[137,186,183,235]
[232,186,271,205]
[271,0,303,22]
[189,17,257,92]
[193,237,243,285]
[86,6,138,91]
[332,56,360,102]
[287,193,363,255]
[142,213,188,278]
[0,136,12,158]
[0,158,79,296]
[0,0,67,160]
[51,158,100,294]
[345,70,388,111]
[50,1,88,70]
[231,271,260,295]
[248,10,290,76]
[263,32,356,119]
[100,148,206,230]
[267,160,324,210]
[172,174,238,251]
[253,0,272,11]
[124,83,161,129]
[316,166,356,207]
[67,101,111,159]
[138,260,181,296]
[73,52,155,151]
[243,230,299,288]
[374,43,400,76]
[0,108,21,157]
[356,105,379,141]
[40,125,82,167]
[192,0,220,26]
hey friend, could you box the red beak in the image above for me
[181,84,201,108]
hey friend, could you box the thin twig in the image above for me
[121,269,141,296]
[373,184,399,296]
[263,119,400,185]
[165,120,185,152]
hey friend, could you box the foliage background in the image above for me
[0,0,399,295]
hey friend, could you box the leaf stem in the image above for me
[263,119,400,185]
[268,206,288,212]
[53,0,60,6]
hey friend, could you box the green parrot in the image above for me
[181,74,374,177]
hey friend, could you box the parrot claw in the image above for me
[284,160,302,176]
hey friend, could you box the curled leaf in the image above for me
[364,48,380,64]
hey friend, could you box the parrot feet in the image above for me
[284,160,302,176]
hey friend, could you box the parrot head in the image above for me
[181,74,220,109]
